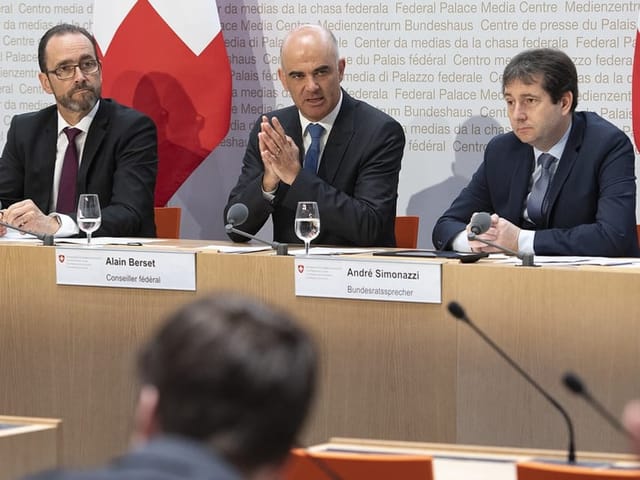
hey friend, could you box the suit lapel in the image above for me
[78,100,108,191]
[38,111,58,211]
[505,143,535,223]
[544,114,582,222]
[271,108,302,200]
[283,110,304,164]
[317,91,355,184]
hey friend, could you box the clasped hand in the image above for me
[0,199,59,236]
[467,213,520,253]
[258,115,300,190]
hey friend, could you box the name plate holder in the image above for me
[294,256,441,303]
[55,246,196,291]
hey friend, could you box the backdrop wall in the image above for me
[1,0,638,247]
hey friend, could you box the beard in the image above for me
[56,80,101,114]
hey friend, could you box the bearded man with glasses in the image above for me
[0,23,158,238]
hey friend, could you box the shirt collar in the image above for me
[57,99,100,136]
[299,90,343,136]
[533,120,572,161]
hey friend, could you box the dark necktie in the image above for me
[57,127,82,214]
[527,153,556,226]
[304,123,325,173]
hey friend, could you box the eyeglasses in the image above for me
[46,59,100,80]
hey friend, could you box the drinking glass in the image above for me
[77,194,101,245]
[295,201,320,255]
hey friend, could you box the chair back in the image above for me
[517,461,640,480]
[395,215,420,248]
[282,448,433,480]
[154,207,181,239]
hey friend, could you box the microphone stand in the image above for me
[448,301,576,464]
[562,372,631,437]
[468,232,535,267]
[225,224,288,256]
[0,218,54,246]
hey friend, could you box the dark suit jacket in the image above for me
[224,90,405,247]
[0,99,158,237]
[24,436,241,480]
[433,111,639,257]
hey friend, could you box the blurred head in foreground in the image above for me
[132,293,317,479]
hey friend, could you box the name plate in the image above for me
[55,247,196,291]
[294,257,441,303]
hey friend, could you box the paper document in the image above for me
[54,237,162,246]
[208,245,272,254]
[289,247,378,256]
[490,254,640,267]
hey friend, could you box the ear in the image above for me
[560,91,573,114]
[38,72,53,94]
[277,68,288,92]
[337,58,346,82]
[130,385,160,447]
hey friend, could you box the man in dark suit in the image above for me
[26,293,317,480]
[225,25,405,247]
[0,24,157,238]
[433,48,638,257]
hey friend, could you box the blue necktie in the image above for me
[304,124,325,173]
[527,153,556,226]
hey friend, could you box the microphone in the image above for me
[0,201,54,246]
[469,211,491,235]
[467,212,535,267]
[226,202,249,227]
[562,372,630,437]
[225,203,288,256]
[448,301,576,464]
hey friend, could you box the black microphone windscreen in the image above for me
[470,212,491,235]
[563,372,586,395]
[447,301,466,320]
[226,203,249,227]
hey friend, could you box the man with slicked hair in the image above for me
[433,48,638,257]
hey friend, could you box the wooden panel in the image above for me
[0,415,61,479]
[1,243,638,469]
[196,253,457,445]
[0,245,456,467]
[444,263,640,453]
[0,244,196,467]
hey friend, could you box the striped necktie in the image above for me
[527,153,556,226]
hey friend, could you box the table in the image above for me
[0,242,637,467]
[312,437,640,480]
[0,415,61,479]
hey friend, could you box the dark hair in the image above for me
[502,48,578,111]
[137,293,317,471]
[38,23,98,73]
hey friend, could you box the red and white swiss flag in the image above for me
[633,12,640,150]
[93,0,231,206]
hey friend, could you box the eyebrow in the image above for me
[54,53,95,67]
[503,91,541,99]
[287,64,332,77]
